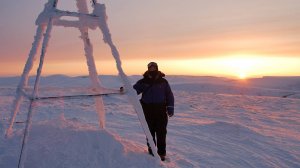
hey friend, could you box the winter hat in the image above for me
[147,62,158,70]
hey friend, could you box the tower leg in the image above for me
[93,3,160,161]
[6,0,58,137]
[32,18,54,98]
[77,0,106,129]
[17,16,55,168]
[6,25,46,137]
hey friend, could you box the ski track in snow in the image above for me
[1,76,300,168]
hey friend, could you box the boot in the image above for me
[159,154,166,161]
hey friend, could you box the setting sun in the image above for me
[215,55,263,79]
[238,72,247,79]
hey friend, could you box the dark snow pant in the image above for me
[141,102,168,156]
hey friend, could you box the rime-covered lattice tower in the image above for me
[6,0,161,166]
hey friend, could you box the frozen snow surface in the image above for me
[0,75,300,168]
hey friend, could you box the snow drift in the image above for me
[0,75,300,168]
[0,115,161,168]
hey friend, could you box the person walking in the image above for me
[133,62,174,161]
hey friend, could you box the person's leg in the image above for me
[155,106,168,157]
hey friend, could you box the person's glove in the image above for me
[167,106,174,117]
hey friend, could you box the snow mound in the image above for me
[1,115,161,168]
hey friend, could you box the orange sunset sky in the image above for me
[0,0,300,78]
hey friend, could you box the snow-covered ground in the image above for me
[0,75,300,168]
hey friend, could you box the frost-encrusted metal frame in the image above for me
[6,0,161,167]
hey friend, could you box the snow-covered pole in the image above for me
[76,0,106,129]
[5,0,59,137]
[93,3,161,162]
[17,101,34,168]
[32,19,54,98]
[5,25,46,137]
[54,9,99,19]
[18,1,57,167]
[18,19,54,168]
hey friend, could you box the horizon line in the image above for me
[1,74,300,79]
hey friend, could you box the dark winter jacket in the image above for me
[133,71,174,108]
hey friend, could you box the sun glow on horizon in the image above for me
[154,55,300,78]
[238,72,247,79]
[1,55,300,78]
[215,55,264,79]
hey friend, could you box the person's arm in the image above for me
[133,79,150,95]
[165,81,174,117]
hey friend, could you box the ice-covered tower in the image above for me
[6,0,161,166]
